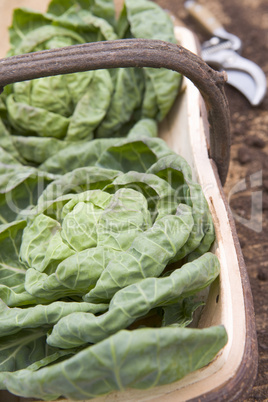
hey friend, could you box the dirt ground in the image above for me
[157,0,268,399]
[0,0,267,400]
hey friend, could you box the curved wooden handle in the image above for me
[0,39,230,184]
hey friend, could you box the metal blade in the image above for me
[202,49,267,106]
[225,70,259,105]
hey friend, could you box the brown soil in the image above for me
[156,0,268,399]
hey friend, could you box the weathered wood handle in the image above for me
[0,39,230,184]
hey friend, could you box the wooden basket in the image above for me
[0,2,258,401]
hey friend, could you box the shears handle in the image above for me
[185,1,242,52]
[184,1,225,36]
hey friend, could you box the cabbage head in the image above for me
[0,127,227,400]
[0,0,182,165]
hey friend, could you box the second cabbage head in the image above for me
[0,0,182,165]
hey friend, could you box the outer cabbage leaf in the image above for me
[161,297,205,328]
[0,300,108,337]
[0,119,22,162]
[96,68,144,138]
[0,325,227,400]
[123,0,182,120]
[126,118,158,139]
[50,7,118,42]
[65,70,114,141]
[39,138,117,174]
[97,138,158,173]
[104,170,179,220]
[11,136,71,165]
[148,155,215,260]
[0,221,27,295]
[47,0,116,29]
[0,148,57,223]
[8,8,55,53]
[19,214,75,273]
[48,252,219,347]
[8,6,117,55]
[37,167,121,204]
[13,25,85,55]
[24,247,120,301]
[6,93,69,139]
[0,221,52,307]
[0,328,56,373]
[38,124,169,175]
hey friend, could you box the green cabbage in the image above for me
[0,0,181,165]
[0,126,227,400]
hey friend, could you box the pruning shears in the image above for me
[185,0,267,106]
